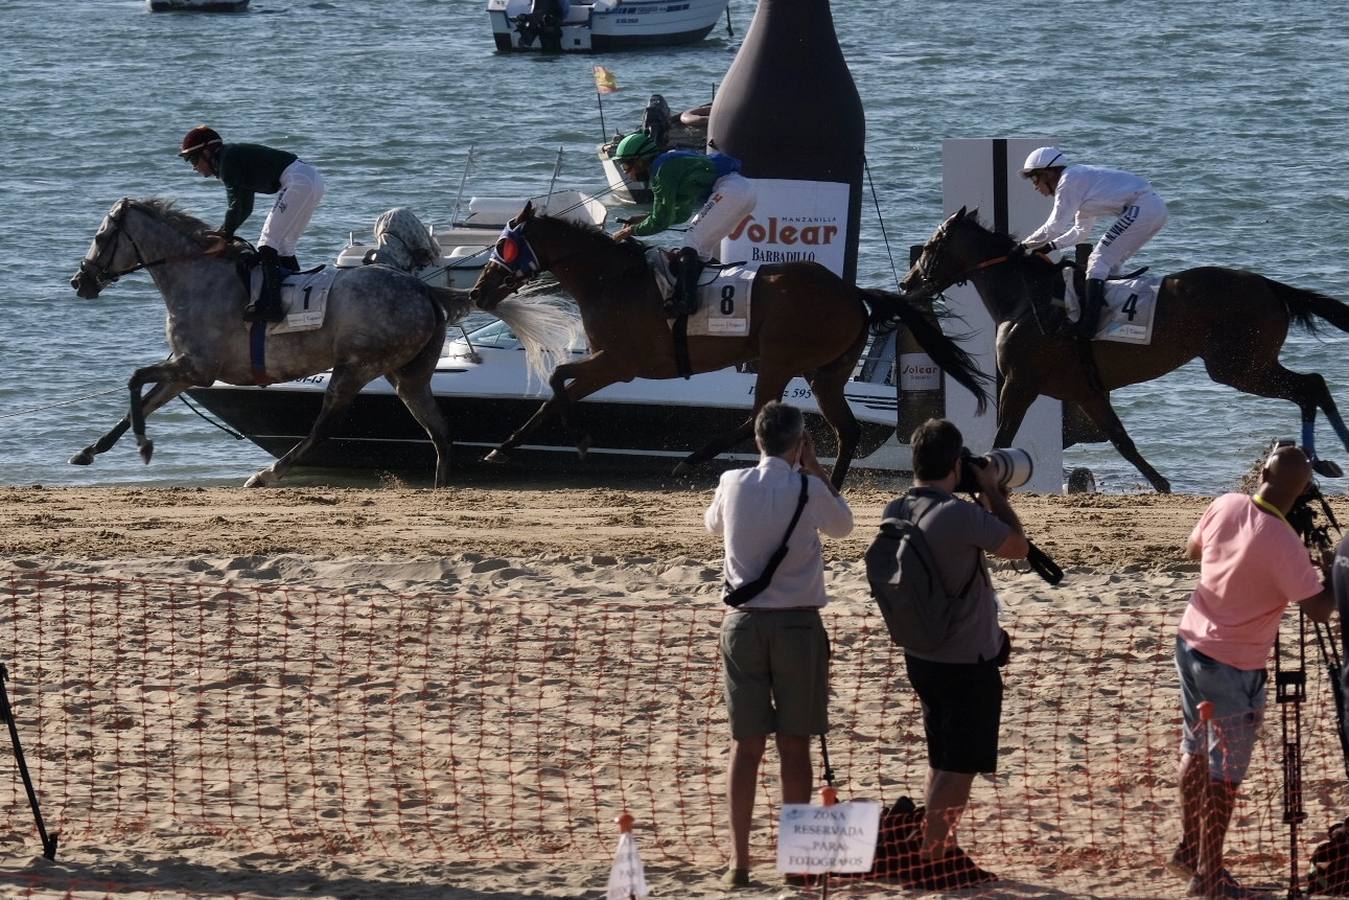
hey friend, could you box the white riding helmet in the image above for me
[1020,146,1068,177]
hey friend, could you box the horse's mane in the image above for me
[132,197,252,259]
[952,209,1019,247]
[133,197,212,237]
[536,214,648,263]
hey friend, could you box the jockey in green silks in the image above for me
[610,133,756,316]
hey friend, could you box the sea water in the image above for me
[1,0,1345,492]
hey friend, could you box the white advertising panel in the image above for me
[720,178,850,276]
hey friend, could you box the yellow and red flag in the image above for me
[592,65,619,94]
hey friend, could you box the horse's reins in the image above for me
[80,199,214,285]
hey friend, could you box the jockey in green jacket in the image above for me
[179,125,326,323]
[611,133,756,316]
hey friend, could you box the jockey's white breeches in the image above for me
[257,160,326,257]
[682,172,756,259]
[1086,189,1167,280]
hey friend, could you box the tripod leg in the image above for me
[0,664,58,860]
[1276,627,1308,899]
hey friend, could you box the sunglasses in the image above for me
[184,150,204,166]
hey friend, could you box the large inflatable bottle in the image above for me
[708,0,865,283]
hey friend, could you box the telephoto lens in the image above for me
[954,447,1034,493]
[985,448,1034,490]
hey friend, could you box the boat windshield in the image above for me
[464,320,520,348]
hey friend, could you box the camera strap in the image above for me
[1252,493,1292,529]
[722,473,809,608]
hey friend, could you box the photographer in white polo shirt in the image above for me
[704,401,853,890]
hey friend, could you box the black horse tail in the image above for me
[858,287,991,415]
[1263,276,1349,336]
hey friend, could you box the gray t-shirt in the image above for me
[882,487,1010,664]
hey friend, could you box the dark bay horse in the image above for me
[70,198,576,487]
[902,207,1349,492]
[467,201,989,487]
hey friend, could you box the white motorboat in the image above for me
[147,0,248,10]
[185,318,915,476]
[598,94,709,205]
[488,0,729,53]
[334,190,607,289]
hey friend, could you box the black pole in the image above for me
[0,663,58,860]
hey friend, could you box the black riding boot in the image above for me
[279,255,300,272]
[1078,278,1106,340]
[669,247,703,317]
[244,247,287,323]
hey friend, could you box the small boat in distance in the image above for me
[147,0,249,11]
[488,0,729,53]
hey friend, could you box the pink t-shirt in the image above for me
[1178,493,1324,670]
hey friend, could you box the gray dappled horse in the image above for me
[903,207,1349,492]
[69,197,577,487]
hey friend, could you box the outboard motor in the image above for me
[641,94,672,149]
[515,0,566,50]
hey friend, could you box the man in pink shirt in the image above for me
[1172,446,1334,899]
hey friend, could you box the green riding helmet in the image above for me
[612,132,660,162]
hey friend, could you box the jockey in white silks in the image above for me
[1017,147,1168,340]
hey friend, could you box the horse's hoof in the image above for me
[484,449,509,464]
[243,471,273,488]
[139,441,154,464]
[69,450,94,466]
[1314,458,1344,478]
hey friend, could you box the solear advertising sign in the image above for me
[721,180,849,276]
[777,800,881,874]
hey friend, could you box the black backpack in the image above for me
[865,491,980,654]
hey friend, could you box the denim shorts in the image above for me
[1176,636,1267,783]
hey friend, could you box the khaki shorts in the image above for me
[720,608,829,741]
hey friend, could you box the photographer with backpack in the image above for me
[872,418,1028,888]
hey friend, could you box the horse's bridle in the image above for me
[479,220,545,300]
[77,199,171,288]
[908,226,1021,300]
[476,216,643,303]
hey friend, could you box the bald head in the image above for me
[1258,445,1313,512]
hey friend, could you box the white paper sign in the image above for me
[776,801,882,874]
[606,832,649,899]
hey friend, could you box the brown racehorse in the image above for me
[902,206,1349,492]
[468,201,990,487]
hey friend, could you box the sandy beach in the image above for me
[1,479,1346,900]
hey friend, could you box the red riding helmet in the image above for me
[179,125,222,158]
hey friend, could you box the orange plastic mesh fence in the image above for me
[2,568,1345,894]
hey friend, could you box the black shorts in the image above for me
[904,654,1003,774]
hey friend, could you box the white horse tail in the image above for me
[490,295,582,387]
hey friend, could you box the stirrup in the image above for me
[244,297,285,324]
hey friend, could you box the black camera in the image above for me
[954,447,1034,495]
[1268,439,1334,551]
